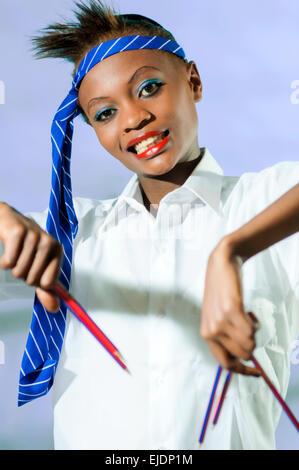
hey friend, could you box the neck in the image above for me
[138,148,205,213]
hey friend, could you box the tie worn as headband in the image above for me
[18,35,187,406]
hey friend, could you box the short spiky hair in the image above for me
[30,0,184,124]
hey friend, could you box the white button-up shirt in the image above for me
[0,148,298,450]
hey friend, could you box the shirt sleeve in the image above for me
[262,161,299,293]
[240,160,299,292]
[258,161,299,338]
[0,206,48,301]
[239,161,299,339]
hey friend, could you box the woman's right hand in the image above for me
[0,202,62,312]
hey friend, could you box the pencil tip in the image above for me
[115,350,125,362]
[115,351,130,372]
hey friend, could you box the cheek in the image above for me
[164,88,198,139]
[176,85,198,130]
[94,125,118,153]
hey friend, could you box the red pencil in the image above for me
[212,370,233,425]
[52,282,130,373]
[251,355,299,431]
[201,356,299,447]
[198,365,223,446]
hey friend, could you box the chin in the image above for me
[138,151,177,176]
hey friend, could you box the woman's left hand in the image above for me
[200,238,261,376]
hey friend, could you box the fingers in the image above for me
[26,237,63,288]
[22,235,62,313]
[202,311,256,354]
[11,230,39,279]
[201,309,260,376]
[216,331,255,361]
[224,318,257,354]
[35,287,60,313]
[208,340,261,377]
[4,228,63,289]
[228,308,256,337]
[39,254,62,289]
[0,225,26,269]
[0,205,63,314]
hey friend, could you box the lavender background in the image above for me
[0,0,298,449]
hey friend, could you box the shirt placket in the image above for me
[147,204,177,450]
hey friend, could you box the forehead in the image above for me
[78,49,184,95]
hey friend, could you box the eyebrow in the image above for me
[87,65,161,113]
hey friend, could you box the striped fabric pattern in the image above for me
[18,35,187,406]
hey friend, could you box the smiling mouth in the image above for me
[127,130,169,155]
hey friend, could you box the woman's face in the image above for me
[78,49,202,177]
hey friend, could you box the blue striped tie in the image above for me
[18,35,186,406]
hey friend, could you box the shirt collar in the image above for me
[181,147,224,213]
[99,147,224,233]
[119,147,223,212]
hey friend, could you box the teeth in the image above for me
[134,133,165,155]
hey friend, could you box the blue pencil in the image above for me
[198,365,223,446]
[212,371,233,425]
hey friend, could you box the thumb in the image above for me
[35,287,60,313]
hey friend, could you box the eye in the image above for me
[138,79,164,98]
[94,107,116,122]
[93,80,164,123]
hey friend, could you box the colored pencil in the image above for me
[198,365,223,446]
[251,356,299,432]
[200,356,299,447]
[52,282,130,373]
[212,371,233,425]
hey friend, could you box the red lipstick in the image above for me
[135,133,169,159]
[126,130,166,150]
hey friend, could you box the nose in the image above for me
[121,101,153,134]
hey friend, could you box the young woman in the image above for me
[0,0,298,450]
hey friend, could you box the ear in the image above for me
[186,60,202,103]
